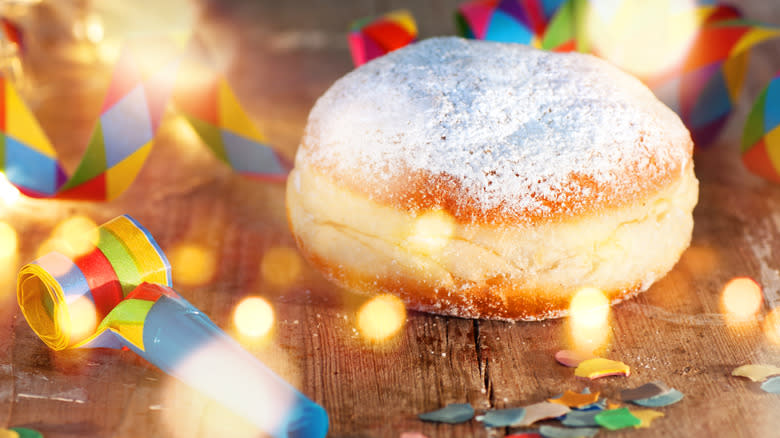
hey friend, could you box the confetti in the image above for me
[16,216,327,438]
[630,409,665,428]
[0,429,20,438]
[516,402,571,427]
[574,358,630,379]
[348,10,417,67]
[506,434,543,438]
[594,407,641,430]
[455,0,552,44]
[538,425,599,438]
[8,429,41,438]
[555,350,597,368]
[742,72,780,182]
[400,433,428,438]
[732,364,780,382]
[480,407,526,427]
[418,403,474,424]
[548,390,600,408]
[561,410,600,427]
[631,389,684,407]
[761,376,780,394]
[620,382,670,401]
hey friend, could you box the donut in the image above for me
[287,37,698,321]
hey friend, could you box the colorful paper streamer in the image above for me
[742,72,780,183]
[1,44,287,201]
[17,215,327,438]
[348,10,417,67]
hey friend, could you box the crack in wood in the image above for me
[472,320,493,409]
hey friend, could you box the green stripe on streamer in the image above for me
[97,227,142,296]
[96,298,154,330]
[742,87,767,152]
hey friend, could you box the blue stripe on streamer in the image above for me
[5,137,59,195]
[101,85,153,167]
[33,252,94,304]
[690,69,731,127]
[485,10,534,44]
[764,76,780,133]
[221,130,284,175]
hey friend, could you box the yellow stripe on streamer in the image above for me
[17,256,73,350]
[100,216,171,286]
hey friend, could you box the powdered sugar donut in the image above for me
[287,37,698,320]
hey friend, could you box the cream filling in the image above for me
[287,163,698,298]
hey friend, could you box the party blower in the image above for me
[16,215,328,438]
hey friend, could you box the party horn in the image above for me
[17,215,328,438]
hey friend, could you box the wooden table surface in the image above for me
[2,1,780,437]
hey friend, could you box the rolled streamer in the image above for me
[17,215,327,438]
[348,10,417,67]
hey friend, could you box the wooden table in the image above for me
[2,1,780,437]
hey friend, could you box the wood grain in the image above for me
[1,1,780,437]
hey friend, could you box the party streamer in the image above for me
[17,215,328,438]
[742,71,780,183]
[1,45,287,201]
[348,10,417,67]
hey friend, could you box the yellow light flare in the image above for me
[568,287,611,352]
[404,209,456,256]
[85,14,105,44]
[260,246,302,288]
[357,294,407,342]
[0,221,18,260]
[721,277,763,321]
[0,174,21,206]
[57,295,98,345]
[233,296,275,338]
[169,243,217,286]
[50,216,99,259]
[587,0,699,80]
[764,308,780,345]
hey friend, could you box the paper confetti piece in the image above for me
[630,409,665,429]
[400,433,429,438]
[348,10,417,67]
[732,364,780,382]
[506,434,543,438]
[631,389,685,407]
[620,381,670,401]
[594,407,641,430]
[555,350,596,367]
[574,358,630,379]
[0,429,20,438]
[16,216,327,438]
[548,390,600,408]
[538,425,599,438]
[516,402,571,427]
[418,403,474,424]
[561,409,600,427]
[480,407,526,427]
[8,428,41,438]
[761,376,780,394]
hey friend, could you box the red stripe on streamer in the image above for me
[124,282,179,302]
[74,247,123,319]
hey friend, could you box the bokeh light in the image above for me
[405,210,456,256]
[0,174,21,206]
[234,296,275,338]
[260,246,302,288]
[587,0,699,79]
[0,221,18,260]
[0,221,19,301]
[357,294,407,342]
[764,308,780,345]
[721,277,763,321]
[59,295,98,345]
[169,243,217,286]
[568,287,611,352]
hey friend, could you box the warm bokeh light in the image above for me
[169,243,217,286]
[0,174,21,206]
[405,210,456,256]
[763,308,780,345]
[37,216,99,259]
[568,287,611,352]
[588,0,699,79]
[85,14,105,44]
[61,295,98,345]
[721,277,763,321]
[234,296,275,338]
[0,221,18,260]
[261,246,302,288]
[357,294,407,342]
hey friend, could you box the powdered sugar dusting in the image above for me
[298,37,692,222]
